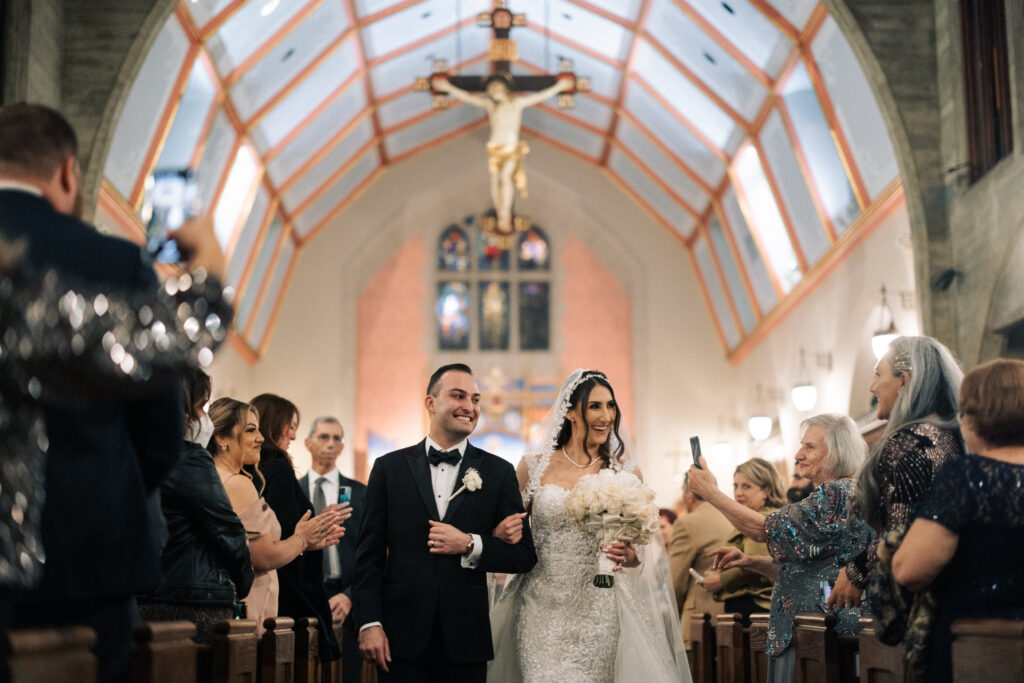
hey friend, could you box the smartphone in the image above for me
[820,579,834,605]
[338,486,352,505]
[140,168,199,264]
[689,436,702,469]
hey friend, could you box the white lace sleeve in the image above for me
[521,450,553,508]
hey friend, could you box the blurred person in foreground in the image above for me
[0,102,231,682]
[139,369,254,642]
[689,414,873,683]
[698,458,785,624]
[250,394,349,666]
[892,359,1024,683]
[299,417,367,682]
[658,509,677,551]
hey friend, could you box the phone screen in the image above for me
[689,436,702,469]
[338,486,352,505]
[820,580,834,604]
[140,168,198,263]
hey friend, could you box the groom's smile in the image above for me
[426,368,481,447]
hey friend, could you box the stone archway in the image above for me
[822,0,957,350]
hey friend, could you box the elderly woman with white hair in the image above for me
[688,414,873,683]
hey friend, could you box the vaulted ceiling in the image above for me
[102,0,900,359]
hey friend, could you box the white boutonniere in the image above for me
[448,468,483,501]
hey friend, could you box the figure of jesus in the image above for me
[432,73,573,232]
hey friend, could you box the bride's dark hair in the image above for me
[554,371,624,468]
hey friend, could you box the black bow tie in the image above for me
[428,446,461,467]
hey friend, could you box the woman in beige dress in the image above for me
[208,398,346,631]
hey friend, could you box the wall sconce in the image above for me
[747,416,773,440]
[871,284,898,360]
[791,348,817,412]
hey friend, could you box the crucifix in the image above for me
[414,1,590,244]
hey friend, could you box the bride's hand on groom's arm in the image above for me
[604,541,639,569]
[492,512,527,544]
[358,625,391,672]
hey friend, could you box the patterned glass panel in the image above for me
[437,281,471,350]
[478,231,511,272]
[707,216,756,333]
[519,282,550,351]
[438,225,471,272]
[479,281,511,350]
[517,227,550,271]
[156,59,216,171]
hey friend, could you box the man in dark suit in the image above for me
[300,416,366,682]
[354,363,537,682]
[0,103,182,682]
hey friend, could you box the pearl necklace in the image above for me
[562,447,600,469]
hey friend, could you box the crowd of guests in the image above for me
[3,102,1024,683]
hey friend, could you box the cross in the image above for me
[413,2,591,110]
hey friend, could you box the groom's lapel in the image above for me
[442,443,482,524]
[405,440,440,521]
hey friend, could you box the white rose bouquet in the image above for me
[564,468,660,587]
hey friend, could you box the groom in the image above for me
[353,363,537,682]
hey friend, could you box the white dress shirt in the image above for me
[359,438,484,634]
[308,468,343,578]
[0,181,43,196]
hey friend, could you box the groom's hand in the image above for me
[359,625,391,672]
[427,520,472,555]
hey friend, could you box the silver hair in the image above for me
[856,335,963,527]
[307,415,342,439]
[800,413,867,480]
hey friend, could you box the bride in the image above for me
[488,370,690,682]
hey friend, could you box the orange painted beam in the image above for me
[746,0,800,43]
[128,42,201,208]
[687,243,732,354]
[562,0,633,29]
[264,68,365,162]
[616,106,715,196]
[197,0,248,39]
[174,2,202,44]
[366,16,478,69]
[642,31,750,132]
[358,0,428,27]
[711,198,763,319]
[279,108,375,193]
[599,0,650,166]
[301,164,387,245]
[222,0,326,87]
[727,181,904,364]
[670,0,773,88]
[343,0,388,167]
[630,73,728,162]
[749,137,809,272]
[289,137,379,218]
[243,28,356,130]
[227,329,260,364]
[698,221,746,337]
[98,180,146,243]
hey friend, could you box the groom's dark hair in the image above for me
[427,363,474,396]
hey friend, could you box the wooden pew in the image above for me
[293,616,319,683]
[714,613,749,683]
[131,621,197,683]
[952,618,1024,683]
[857,617,903,683]
[7,626,96,682]
[209,619,258,683]
[259,617,295,683]
[326,617,344,683]
[794,613,840,683]
[748,614,770,683]
[690,612,716,683]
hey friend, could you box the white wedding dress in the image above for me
[488,451,690,682]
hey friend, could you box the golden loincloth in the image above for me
[487,141,530,198]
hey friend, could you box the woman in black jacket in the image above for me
[139,369,254,642]
[249,393,346,664]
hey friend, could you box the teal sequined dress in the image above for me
[763,479,873,658]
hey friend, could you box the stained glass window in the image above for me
[518,227,550,271]
[436,218,552,352]
[479,281,510,350]
[438,225,470,272]
[519,282,550,350]
[437,281,470,350]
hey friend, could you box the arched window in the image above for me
[435,217,551,352]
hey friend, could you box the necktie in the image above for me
[314,477,342,579]
[428,447,461,467]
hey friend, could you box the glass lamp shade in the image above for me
[748,415,773,441]
[872,331,898,360]
[791,383,817,412]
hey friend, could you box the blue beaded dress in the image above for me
[763,479,873,682]
[915,455,1024,683]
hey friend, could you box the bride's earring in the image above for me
[220,443,229,452]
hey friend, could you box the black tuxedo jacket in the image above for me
[352,440,536,663]
[0,189,182,600]
[298,470,367,599]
